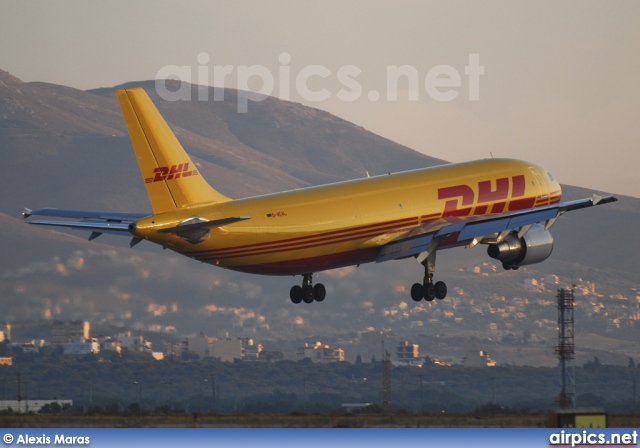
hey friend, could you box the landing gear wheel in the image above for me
[425,282,436,302]
[290,285,303,304]
[302,286,315,304]
[291,273,326,304]
[410,283,424,302]
[434,281,447,300]
[314,283,326,302]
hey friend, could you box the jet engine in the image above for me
[487,224,554,270]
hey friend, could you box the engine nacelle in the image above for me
[487,224,554,270]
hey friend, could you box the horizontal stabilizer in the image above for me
[23,208,150,221]
[23,207,149,239]
[26,220,132,235]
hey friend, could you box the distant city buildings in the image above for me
[296,342,344,363]
[98,336,122,355]
[117,331,153,354]
[396,341,421,365]
[2,269,637,366]
[242,338,263,361]
[51,320,89,346]
[63,337,99,355]
[184,333,212,358]
[213,338,243,362]
[0,400,72,413]
[463,350,497,367]
[259,350,285,362]
[18,342,40,354]
[0,320,283,363]
[181,335,267,362]
[0,321,166,359]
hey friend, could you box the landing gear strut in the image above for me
[290,273,326,304]
[410,249,447,302]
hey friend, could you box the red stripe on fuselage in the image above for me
[228,229,474,276]
[187,217,421,259]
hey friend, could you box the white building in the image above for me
[182,336,261,361]
[0,400,73,413]
[297,342,345,363]
[396,341,421,365]
[213,339,242,362]
[117,331,152,353]
[17,342,39,353]
[184,333,213,358]
[51,320,89,346]
[241,338,263,361]
[64,337,100,355]
[98,336,122,355]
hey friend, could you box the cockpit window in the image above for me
[547,172,555,182]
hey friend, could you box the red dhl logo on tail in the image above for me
[438,174,535,217]
[145,163,199,183]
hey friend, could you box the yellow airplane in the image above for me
[24,87,617,304]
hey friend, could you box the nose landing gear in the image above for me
[290,273,326,304]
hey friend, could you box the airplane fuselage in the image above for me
[132,158,561,275]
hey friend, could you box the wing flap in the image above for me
[378,233,433,263]
[457,217,511,241]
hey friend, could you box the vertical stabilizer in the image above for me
[117,87,231,214]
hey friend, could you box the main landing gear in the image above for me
[410,249,447,302]
[290,273,326,304]
[410,274,447,302]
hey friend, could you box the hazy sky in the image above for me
[1,1,638,197]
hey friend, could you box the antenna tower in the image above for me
[555,288,575,409]
[382,347,392,414]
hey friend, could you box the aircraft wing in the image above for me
[377,194,617,263]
